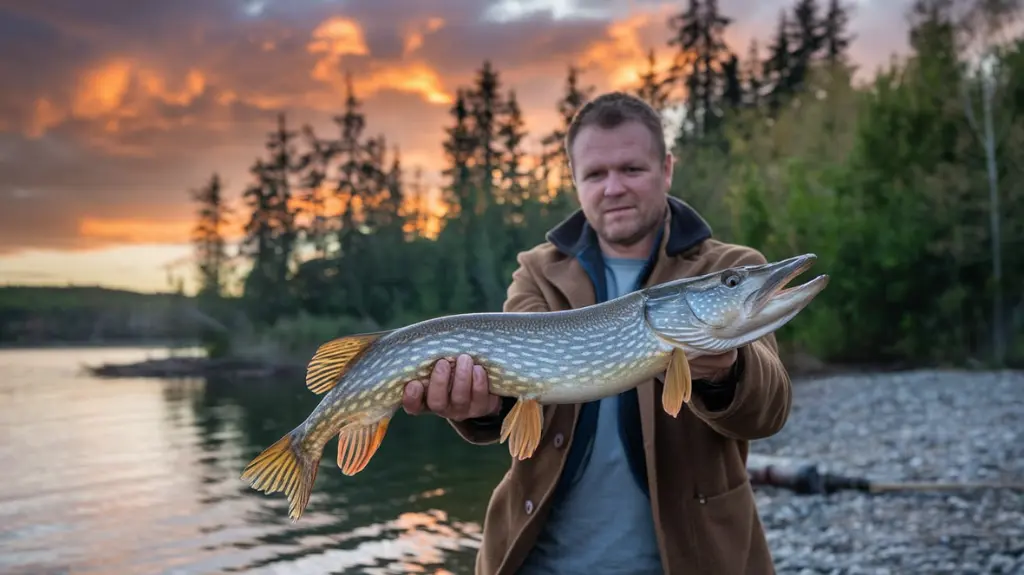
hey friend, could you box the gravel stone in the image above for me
[751,369,1024,574]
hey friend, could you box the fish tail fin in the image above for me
[240,427,321,521]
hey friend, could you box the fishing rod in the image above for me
[746,454,1024,495]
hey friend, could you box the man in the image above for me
[402,92,791,574]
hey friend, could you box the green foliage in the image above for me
[231,312,381,362]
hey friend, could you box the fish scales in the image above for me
[240,253,830,521]
[335,291,666,406]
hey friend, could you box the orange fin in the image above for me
[663,347,692,417]
[336,416,391,475]
[240,427,321,521]
[499,398,543,460]
[306,331,389,394]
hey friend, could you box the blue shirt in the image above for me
[518,256,663,574]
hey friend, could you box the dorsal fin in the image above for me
[305,330,390,394]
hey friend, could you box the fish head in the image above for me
[643,253,829,353]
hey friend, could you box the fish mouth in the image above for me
[749,254,829,315]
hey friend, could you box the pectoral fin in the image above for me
[663,347,692,417]
[500,398,543,460]
[336,416,391,475]
[306,330,390,394]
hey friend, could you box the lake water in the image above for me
[0,347,511,575]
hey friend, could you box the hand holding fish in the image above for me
[401,354,502,421]
[687,349,739,382]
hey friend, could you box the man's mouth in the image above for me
[604,206,634,215]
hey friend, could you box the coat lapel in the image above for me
[635,211,702,566]
[638,216,674,479]
[542,255,596,310]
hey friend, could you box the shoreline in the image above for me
[83,355,306,379]
[1,340,199,350]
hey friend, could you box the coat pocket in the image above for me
[691,479,773,575]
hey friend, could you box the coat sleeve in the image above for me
[447,252,551,445]
[684,244,794,440]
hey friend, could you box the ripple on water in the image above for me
[0,347,507,575]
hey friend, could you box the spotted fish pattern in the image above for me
[299,291,672,452]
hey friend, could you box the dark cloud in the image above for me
[416,14,608,80]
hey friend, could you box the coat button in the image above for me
[697,495,707,505]
[525,499,534,514]
[553,433,564,448]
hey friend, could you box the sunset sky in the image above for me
[0,0,914,294]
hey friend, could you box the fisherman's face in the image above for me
[570,120,671,251]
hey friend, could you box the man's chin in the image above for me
[599,226,644,246]
[599,215,663,247]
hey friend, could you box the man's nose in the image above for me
[604,171,627,196]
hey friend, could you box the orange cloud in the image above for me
[308,16,371,84]
[403,17,446,57]
[71,185,447,253]
[73,184,444,251]
[138,68,206,107]
[19,14,454,155]
[23,57,212,146]
[26,97,63,138]
[307,16,453,106]
[78,217,194,245]
[579,8,677,91]
[356,63,452,105]
[77,210,257,250]
[72,58,134,118]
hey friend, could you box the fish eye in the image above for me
[722,272,742,288]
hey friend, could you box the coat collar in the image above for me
[545,195,713,259]
[540,195,713,310]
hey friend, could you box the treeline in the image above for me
[190,0,1024,367]
[0,286,197,345]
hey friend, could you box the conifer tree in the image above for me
[667,0,733,143]
[763,10,793,113]
[190,172,233,307]
[636,48,673,111]
[822,0,854,65]
[789,0,826,88]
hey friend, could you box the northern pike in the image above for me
[241,253,829,520]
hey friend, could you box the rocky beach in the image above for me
[752,370,1024,574]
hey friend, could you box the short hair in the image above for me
[565,91,667,169]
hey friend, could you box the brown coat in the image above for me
[450,197,790,574]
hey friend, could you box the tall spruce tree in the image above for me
[822,0,854,65]
[789,0,826,88]
[636,48,673,111]
[190,173,232,299]
[763,10,793,114]
[667,0,734,143]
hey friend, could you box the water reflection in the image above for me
[0,347,510,574]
